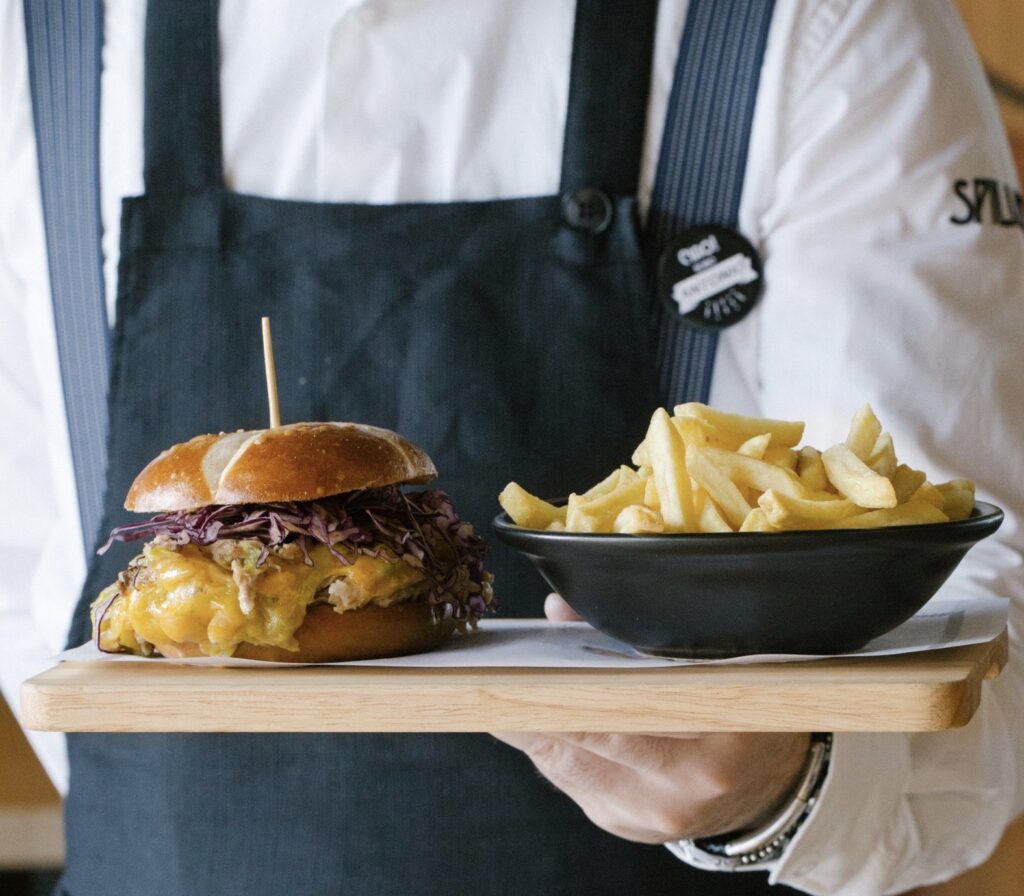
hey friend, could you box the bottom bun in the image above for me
[156,601,457,663]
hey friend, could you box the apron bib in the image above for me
[59,1,792,892]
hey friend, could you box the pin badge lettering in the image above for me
[657,226,764,331]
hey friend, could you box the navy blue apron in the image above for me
[47,1,794,893]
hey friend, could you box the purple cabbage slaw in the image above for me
[98,486,493,620]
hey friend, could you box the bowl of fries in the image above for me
[494,403,1003,657]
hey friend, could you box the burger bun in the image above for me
[126,422,437,512]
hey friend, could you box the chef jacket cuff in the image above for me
[768,732,911,895]
[663,734,911,889]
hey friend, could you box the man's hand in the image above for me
[491,594,811,843]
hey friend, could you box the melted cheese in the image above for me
[94,540,426,657]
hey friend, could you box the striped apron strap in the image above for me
[23,0,110,556]
[648,0,776,406]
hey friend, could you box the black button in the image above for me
[561,188,614,234]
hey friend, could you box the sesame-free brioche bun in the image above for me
[125,422,437,512]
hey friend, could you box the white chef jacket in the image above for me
[2,1,1023,893]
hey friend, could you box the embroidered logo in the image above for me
[950,178,1023,232]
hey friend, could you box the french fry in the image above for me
[911,481,944,508]
[845,404,883,462]
[700,446,811,499]
[830,501,948,529]
[674,402,805,448]
[737,433,771,459]
[936,480,975,521]
[635,422,714,467]
[644,476,660,511]
[581,467,623,499]
[583,476,647,515]
[506,401,975,535]
[695,488,733,533]
[892,464,927,504]
[633,418,717,465]
[764,445,799,470]
[758,489,861,529]
[939,490,974,521]
[613,504,665,534]
[498,482,566,529]
[568,477,648,532]
[867,431,896,480]
[686,445,751,529]
[646,408,698,532]
[672,415,718,449]
[797,446,830,493]
[821,444,897,509]
[565,494,601,532]
[936,479,975,495]
[739,508,775,532]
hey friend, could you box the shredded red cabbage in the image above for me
[99,487,494,620]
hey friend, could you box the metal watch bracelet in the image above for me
[667,733,833,871]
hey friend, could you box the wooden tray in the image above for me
[21,630,1006,734]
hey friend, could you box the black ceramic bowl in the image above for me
[493,502,1003,657]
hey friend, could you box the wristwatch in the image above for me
[666,733,833,871]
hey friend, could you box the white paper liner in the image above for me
[55,597,1006,669]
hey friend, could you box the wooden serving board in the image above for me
[21,630,1006,734]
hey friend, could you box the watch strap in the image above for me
[667,733,833,871]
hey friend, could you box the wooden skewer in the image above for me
[261,316,281,428]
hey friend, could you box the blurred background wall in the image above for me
[1,3,1022,894]
[957,0,1024,177]
[0,697,62,894]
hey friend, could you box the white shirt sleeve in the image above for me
[737,2,1024,893]
[0,0,81,793]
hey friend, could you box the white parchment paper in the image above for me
[56,597,1006,669]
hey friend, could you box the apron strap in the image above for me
[23,0,110,557]
[143,0,224,193]
[648,0,776,405]
[559,0,659,196]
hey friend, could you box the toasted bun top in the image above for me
[126,422,437,512]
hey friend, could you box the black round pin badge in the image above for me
[657,226,764,331]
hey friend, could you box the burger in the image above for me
[91,422,493,661]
